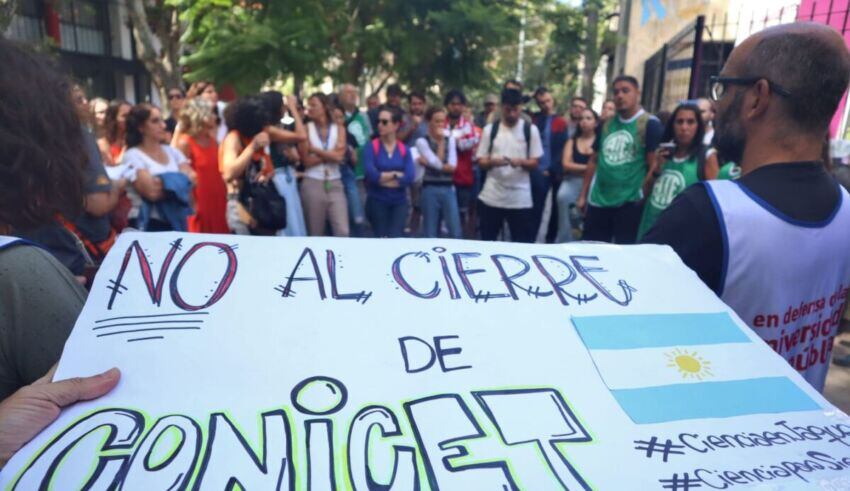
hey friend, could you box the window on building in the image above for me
[58,0,109,56]
[6,0,44,43]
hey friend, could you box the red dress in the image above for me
[184,135,230,233]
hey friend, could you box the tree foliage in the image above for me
[173,0,529,95]
[154,0,618,103]
[127,0,183,104]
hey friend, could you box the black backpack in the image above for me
[488,120,532,158]
[239,159,287,231]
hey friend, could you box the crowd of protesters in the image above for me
[12,73,758,286]
[3,22,850,467]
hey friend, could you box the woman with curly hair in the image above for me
[175,98,229,233]
[219,96,282,235]
[123,103,196,231]
[0,38,92,398]
[0,39,122,460]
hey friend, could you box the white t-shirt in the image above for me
[104,163,131,181]
[123,145,187,182]
[304,122,342,181]
[216,101,229,143]
[475,120,543,209]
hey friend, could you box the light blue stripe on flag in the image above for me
[611,377,820,424]
[573,312,750,350]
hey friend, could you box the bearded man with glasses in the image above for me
[643,23,850,392]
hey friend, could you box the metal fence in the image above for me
[641,1,850,114]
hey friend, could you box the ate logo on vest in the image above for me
[650,171,686,208]
[602,129,635,166]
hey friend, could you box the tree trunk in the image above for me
[126,0,183,104]
[581,0,600,102]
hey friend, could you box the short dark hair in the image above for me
[443,89,467,107]
[425,105,446,121]
[501,88,524,106]
[613,75,640,89]
[743,30,850,133]
[386,84,404,97]
[259,91,284,123]
[408,91,426,103]
[225,95,271,138]
[125,103,158,148]
[662,104,705,156]
[0,38,86,229]
[503,79,523,90]
[533,86,549,99]
[378,104,404,124]
[571,96,589,105]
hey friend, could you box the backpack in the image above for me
[371,138,407,158]
[239,159,287,231]
[488,120,532,158]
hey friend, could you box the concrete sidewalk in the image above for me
[824,332,850,414]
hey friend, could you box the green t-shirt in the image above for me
[346,110,372,179]
[718,161,741,180]
[637,154,700,239]
[590,113,656,207]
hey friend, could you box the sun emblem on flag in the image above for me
[665,348,713,380]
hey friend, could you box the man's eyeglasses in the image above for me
[709,76,792,102]
[378,118,392,126]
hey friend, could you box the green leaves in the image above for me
[168,0,610,98]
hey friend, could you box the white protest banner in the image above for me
[3,232,850,490]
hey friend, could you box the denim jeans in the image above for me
[366,197,409,238]
[420,184,462,238]
[556,177,583,242]
[272,167,307,237]
[340,164,366,235]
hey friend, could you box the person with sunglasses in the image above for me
[164,88,185,143]
[363,105,415,237]
[643,23,850,392]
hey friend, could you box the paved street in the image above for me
[825,332,850,413]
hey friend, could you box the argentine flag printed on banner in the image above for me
[572,313,821,424]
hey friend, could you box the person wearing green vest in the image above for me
[339,84,372,235]
[638,103,719,239]
[577,76,664,243]
[717,160,742,180]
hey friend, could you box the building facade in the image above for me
[5,0,156,104]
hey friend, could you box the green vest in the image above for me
[718,162,741,180]
[590,112,651,207]
[637,154,700,239]
[346,110,372,179]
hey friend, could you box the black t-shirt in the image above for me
[165,116,177,134]
[15,130,113,275]
[641,162,841,294]
[73,129,113,242]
